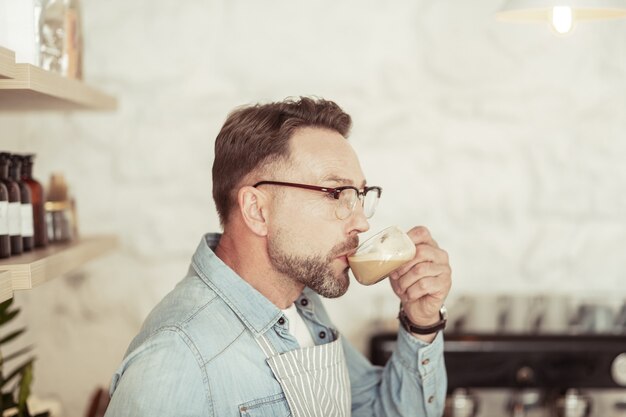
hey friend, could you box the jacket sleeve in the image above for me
[104,329,212,417]
[345,327,447,417]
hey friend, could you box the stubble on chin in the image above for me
[268,236,358,299]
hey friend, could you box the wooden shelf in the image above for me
[0,46,117,111]
[0,47,16,79]
[0,236,118,293]
[0,271,12,302]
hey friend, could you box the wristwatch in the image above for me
[398,305,447,335]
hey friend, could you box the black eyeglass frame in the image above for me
[253,180,382,210]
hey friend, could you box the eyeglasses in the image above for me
[253,180,382,220]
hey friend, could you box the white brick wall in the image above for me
[1,0,625,413]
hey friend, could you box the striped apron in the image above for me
[256,331,351,417]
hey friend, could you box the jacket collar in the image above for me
[191,233,286,337]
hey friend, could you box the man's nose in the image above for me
[348,201,370,234]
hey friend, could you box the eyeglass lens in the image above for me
[335,189,379,220]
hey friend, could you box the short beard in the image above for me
[268,235,359,299]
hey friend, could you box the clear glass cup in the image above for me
[348,226,416,286]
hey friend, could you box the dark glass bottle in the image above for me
[10,155,33,252]
[21,154,48,248]
[0,180,9,258]
[0,153,21,255]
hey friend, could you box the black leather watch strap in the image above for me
[398,305,447,335]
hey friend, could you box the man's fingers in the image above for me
[390,245,449,279]
[400,277,450,304]
[395,263,450,294]
[395,277,444,304]
[406,226,439,248]
[403,276,449,303]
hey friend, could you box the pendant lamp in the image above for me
[496,0,626,34]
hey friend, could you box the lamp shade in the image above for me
[497,0,626,21]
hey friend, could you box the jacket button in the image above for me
[319,331,326,339]
[300,298,309,306]
[428,396,435,404]
[422,358,430,366]
[278,317,285,325]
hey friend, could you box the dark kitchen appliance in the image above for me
[370,333,626,417]
[369,295,626,417]
[371,333,626,390]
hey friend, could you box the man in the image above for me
[105,97,452,417]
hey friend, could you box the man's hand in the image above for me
[389,226,452,340]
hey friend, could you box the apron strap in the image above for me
[255,332,278,358]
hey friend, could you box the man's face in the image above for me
[265,127,370,298]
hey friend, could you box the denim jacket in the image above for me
[105,233,447,417]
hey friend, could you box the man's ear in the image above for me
[237,186,269,237]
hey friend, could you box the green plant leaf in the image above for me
[0,329,26,346]
[1,359,35,390]
[0,391,16,412]
[0,299,14,314]
[2,346,34,364]
[17,362,33,417]
[0,309,19,327]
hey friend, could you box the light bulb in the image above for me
[551,6,574,34]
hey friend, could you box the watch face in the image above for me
[440,305,448,320]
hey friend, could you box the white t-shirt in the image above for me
[281,304,316,348]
